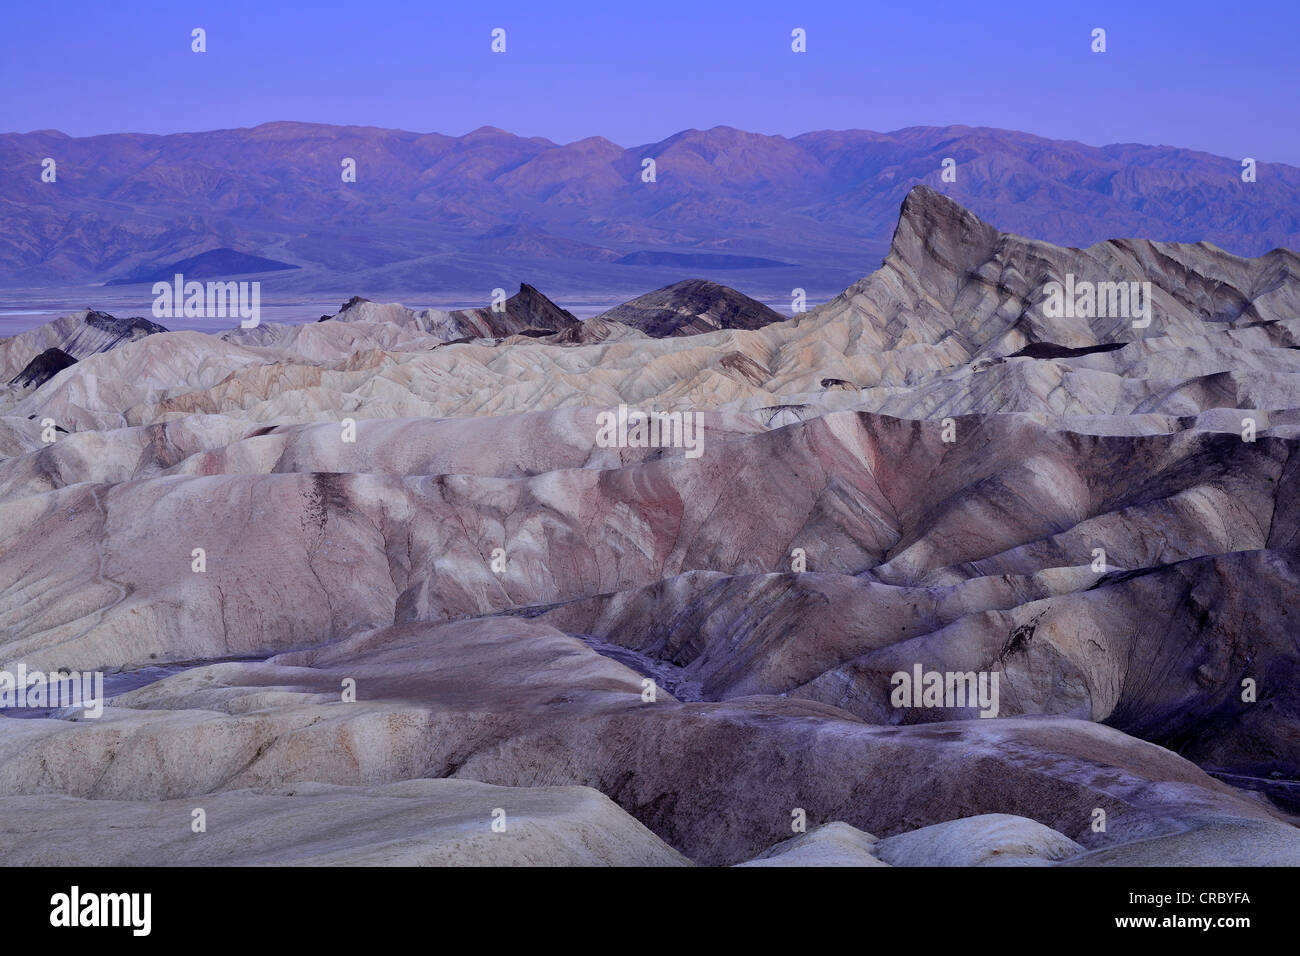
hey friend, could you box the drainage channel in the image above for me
[0,654,273,720]
[571,633,705,702]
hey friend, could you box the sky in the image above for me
[3,0,1299,164]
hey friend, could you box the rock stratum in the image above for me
[1,186,1298,866]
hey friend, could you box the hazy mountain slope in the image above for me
[4,122,1299,296]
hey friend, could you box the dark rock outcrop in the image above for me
[10,347,76,388]
[599,278,788,337]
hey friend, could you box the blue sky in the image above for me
[3,0,1298,163]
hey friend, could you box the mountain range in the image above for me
[4,122,1300,298]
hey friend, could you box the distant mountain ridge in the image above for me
[105,247,299,285]
[2,121,1299,295]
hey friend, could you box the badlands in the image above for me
[1,186,1299,866]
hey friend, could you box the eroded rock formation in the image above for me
[2,187,1297,865]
